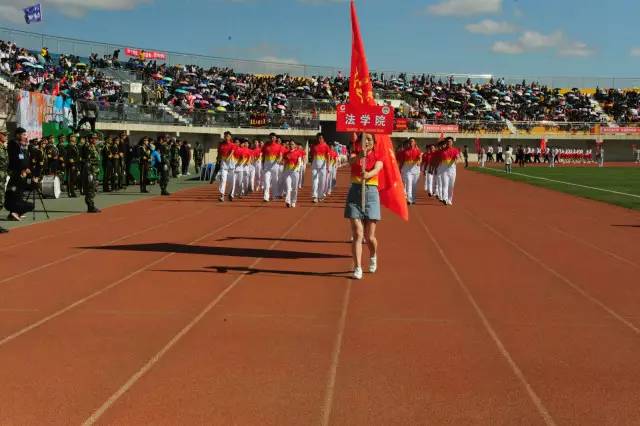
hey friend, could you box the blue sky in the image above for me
[1,0,639,79]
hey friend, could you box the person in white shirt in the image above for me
[479,146,486,168]
[598,146,605,168]
[487,145,494,162]
[496,144,504,163]
[635,146,640,164]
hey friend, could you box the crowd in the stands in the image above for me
[1,38,638,127]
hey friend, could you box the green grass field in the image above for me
[470,165,640,210]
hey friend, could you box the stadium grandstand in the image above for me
[1,26,640,161]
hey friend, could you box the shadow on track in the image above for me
[81,242,349,260]
[153,265,351,279]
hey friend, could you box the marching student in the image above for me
[421,144,435,197]
[400,138,421,205]
[261,133,282,202]
[253,139,263,191]
[326,146,338,196]
[439,137,460,206]
[310,133,331,203]
[434,142,446,201]
[283,140,304,208]
[234,139,251,198]
[217,131,238,202]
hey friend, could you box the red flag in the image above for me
[474,137,481,153]
[349,0,408,221]
[540,138,547,152]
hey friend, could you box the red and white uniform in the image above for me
[283,148,304,207]
[217,140,238,198]
[262,142,282,201]
[326,149,338,195]
[233,146,251,197]
[422,150,434,195]
[401,146,422,204]
[437,146,460,205]
[311,141,331,200]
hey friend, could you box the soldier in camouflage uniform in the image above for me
[57,135,67,191]
[65,135,80,197]
[29,138,45,179]
[77,136,87,195]
[101,137,113,193]
[110,137,122,191]
[44,135,59,175]
[194,141,204,175]
[157,136,171,196]
[137,137,151,193]
[0,129,8,233]
[81,134,101,213]
[170,139,180,178]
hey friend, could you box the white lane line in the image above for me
[549,225,639,269]
[418,215,556,426]
[0,208,259,348]
[480,167,640,199]
[466,210,640,336]
[320,280,352,426]
[81,207,315,426]
[0,206,210,285]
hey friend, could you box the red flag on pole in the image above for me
[349,0,408,221]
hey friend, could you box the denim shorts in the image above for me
[344,183,381,221]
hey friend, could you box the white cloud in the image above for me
[258,56,300,65]
[0,0,151,21]
[630,47,640,57]
[558,41,593,57]
[491,41,523,54]
[492,30,593,57]
[465,19,515,35]
[427,0,502,16]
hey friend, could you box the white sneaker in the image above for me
[369,257,377,273]
[291,203,296,208]
[353,267,363,280]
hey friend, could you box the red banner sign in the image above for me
[600,126,640,134]
[423,124,459,133]
[336,103,394,134]
[125,48,167,60]
[394,118,408,131]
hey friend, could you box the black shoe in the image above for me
[141,190,150,193]
[0,227,8,234]
[87,206,101,213]
[229,195,234,202]
[69,193,78,198]
[161,191,171,196]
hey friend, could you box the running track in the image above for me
[0,168,639,425]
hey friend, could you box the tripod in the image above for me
[23,179,50,221]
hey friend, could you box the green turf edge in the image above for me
[468,166,640,211]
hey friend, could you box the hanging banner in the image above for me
[423,124,459,133]
[16,90,56,140]
[394,118,408,131]
[336,103,394,134]
[600,127,640,134]
[124,48,167,60]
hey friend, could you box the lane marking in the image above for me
[480,168,640,199]
[465,210,640,336]
[82,207,314,426]
[0,206,211,285]
[418,214,556,426]
[0,208,259,348]
[320,280,352,426]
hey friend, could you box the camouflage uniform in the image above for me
[65,138,80,197]
[194,142,204,175]
[0,139,7,215]
[81,138,101,212]
[170,141,180,178]
[158,140,170,196]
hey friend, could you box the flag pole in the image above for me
[360,132,367,211]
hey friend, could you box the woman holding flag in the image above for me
[345,133,383,280]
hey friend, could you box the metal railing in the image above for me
[93,103,320,130]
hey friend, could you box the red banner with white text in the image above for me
[336,103,394,134]
[600,126,640,134]
[423,124,459,133]
[125,48,167,60]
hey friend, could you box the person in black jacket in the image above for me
[5,128,35,221]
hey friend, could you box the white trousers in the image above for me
[218,167,236,197]
[262,165,278,201]
[284,170,299,205]
[298,164,305,188]
[441,166,457,204]
[246,164,255,191]
[254,162,262,189]
[435,167,444,199]
[233,168,245,197]
[402,167,419,203]
[312,167,327,199]
[425,172,434,194]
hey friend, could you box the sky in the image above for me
[1,0,639,80]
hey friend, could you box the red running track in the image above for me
[0,169,639,425]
